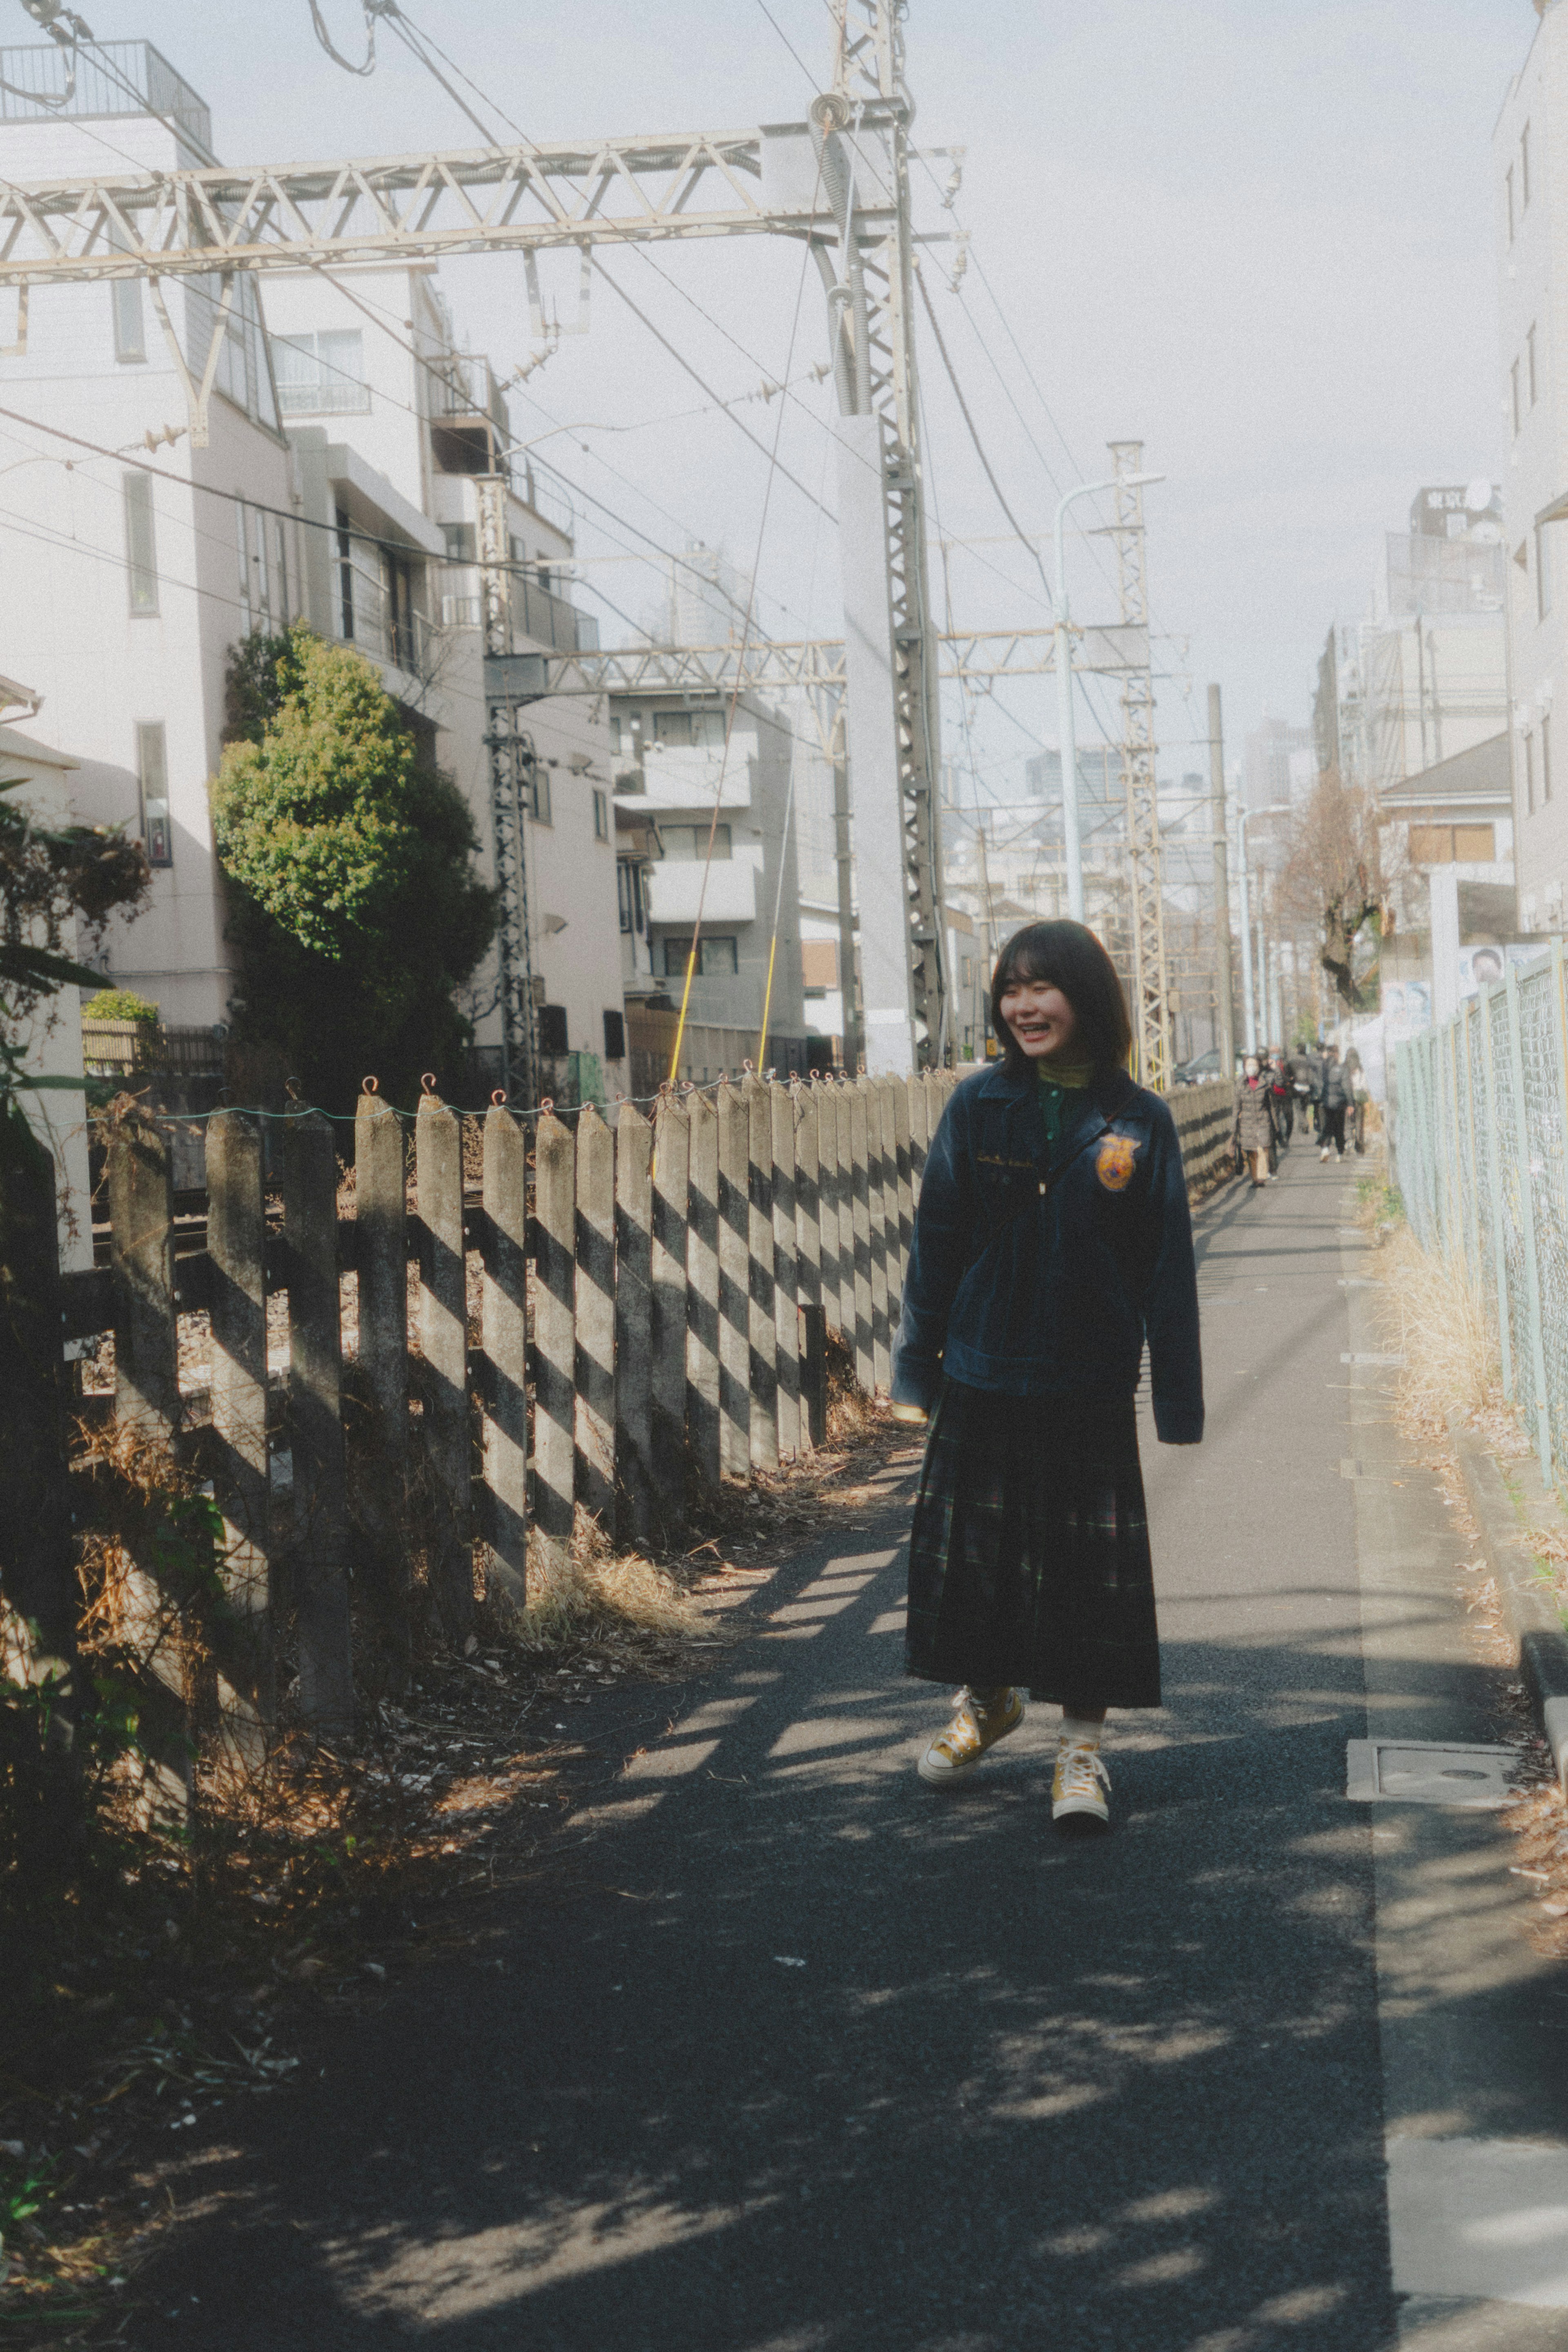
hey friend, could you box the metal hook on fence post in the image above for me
[361,1075,379,1096]
[420,1072,439,1097]
[490,1088,508,1108]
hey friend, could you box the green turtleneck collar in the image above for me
[1036,1059,1094,1150]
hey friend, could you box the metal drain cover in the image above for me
[1345,1739,1523,1808]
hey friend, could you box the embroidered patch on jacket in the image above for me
[1095,1134,1138,1193]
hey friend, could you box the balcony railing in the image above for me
[438,567,599,655]
[0,39,214,158]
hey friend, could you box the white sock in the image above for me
[1060,1712,1104,1749]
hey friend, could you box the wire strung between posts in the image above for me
[99,1063,871,1131]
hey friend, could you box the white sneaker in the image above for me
[1319,1146,1329,1161]
[1052,1739,1111,1829]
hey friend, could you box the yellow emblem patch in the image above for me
[1095,1134,1138,1193]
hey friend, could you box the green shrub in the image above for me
[83,987,158,1026]
[213,626,496,1111]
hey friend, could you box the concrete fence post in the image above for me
[848,1077,875,1392]
[861,1075,892,1390]
[108,1106,179,1440]
[887,1075,913,1315]
[769,1079,801,1459]
[415,1095,474,1640]
[106,1109,188,1812]
[793,1082,827,1447]
[532,1108,577,1582]
[352,1088,410,1697]
[574,1104,616,1526]
[205,1108,273,1732]
[834,1080,857,1361]
[716,1081,752,1478]
[281,1111,352,1739]
[908,1064,931,1208]
[744,1073,779,1473]
[685,1088,722,1496]
[614,1099,655,1543]
[813,1075,844,1340]
[650,1092,690,1536]
[480,1101,529,1613]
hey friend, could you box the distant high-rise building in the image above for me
[1243,714,1312,812]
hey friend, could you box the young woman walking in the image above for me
[891,920,1203,1831]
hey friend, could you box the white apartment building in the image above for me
[260,265,625,1093]
[608,686,807,1056]
[0,44,294,1028]
[0,39,626,1096]
[1497,7,1568,932]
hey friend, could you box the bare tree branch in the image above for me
[1277,770,1397,1011]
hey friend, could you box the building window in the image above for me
[1408,822,1497,863]
[801,939,839,989]
[617,859,648,936]
[537,1003,568,1056]
[1546,712,1554,804]
[1512,359,1522,438]
[658,822,731,862]
[275,516,290,623]
[602,1009,626,1062]
[123,472,158,615]
[653,708,726,748]
[1507,161,1517,243]
[663,935,738,978]
[1539,520,1555,620]
[335,505,354,641]
[1523,121,1532,209]
[443,523,476,563]
[1526,732,1537,816]
[592,787,609,842]
[112,276,145,362]
[272,329,371,416]
[529,762,552,825]
[137,722,172,867]
[1529,324,1540,407]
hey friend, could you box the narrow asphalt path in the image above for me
[140,1141,1421,2350]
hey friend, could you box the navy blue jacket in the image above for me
[890,1060,1204,1444]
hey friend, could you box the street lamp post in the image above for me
[1054,470,1164,923]
[1236,800,1290,1059]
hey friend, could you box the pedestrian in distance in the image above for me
[1319,1045,1351,1160]
[1288,1043,1319,1136]
[1268,1050,1294,1150]
[889,919,1204,1832]
[1234,1054,1276,1187]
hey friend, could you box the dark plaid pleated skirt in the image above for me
[905,1378,1161,1708]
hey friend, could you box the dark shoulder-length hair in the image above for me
[989,920,1133,1079]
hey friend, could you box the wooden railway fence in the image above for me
[9,1071,1235,1750]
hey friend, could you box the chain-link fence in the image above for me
[1392,944,1568,1484]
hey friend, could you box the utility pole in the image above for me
[816,2,945,1073]
[477,476,538,1105]
[1207,683,1234,1075]
[1108,442,1171,1090]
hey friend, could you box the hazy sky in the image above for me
[67,1,1535,804]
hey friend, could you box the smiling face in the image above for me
[998,975,1079,1065]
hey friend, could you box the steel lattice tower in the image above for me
[1108,441,1172,1090]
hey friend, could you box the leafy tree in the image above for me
[212,627,496,1110]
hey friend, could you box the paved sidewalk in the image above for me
[131,1140,1562,2351]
